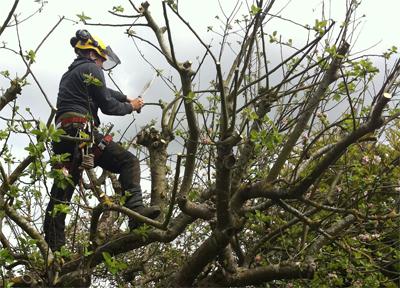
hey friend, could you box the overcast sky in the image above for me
[1,0,399,134]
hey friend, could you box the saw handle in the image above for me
[137,96,142,113]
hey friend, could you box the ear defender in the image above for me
[75,29,98,47]
[76,29,90,41]
[70,36,79,47]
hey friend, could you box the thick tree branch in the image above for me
[177,196,215,220]
[222,262,315,286]
[292,91,392,195]
[140,2,177,69]
[4,204,53,264]
[174,229,231,287]
[232,91,391,205]
[215,144,234,229]
[0,80,21,112]
[136,127,170,207]
[178,73,200,196]
[61,213,195,276]
[307,214,356,254]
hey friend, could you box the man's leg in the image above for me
[44,129,80,252]
[43,179,77,252]
[94,134,160,228]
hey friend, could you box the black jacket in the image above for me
[56,57,133,126]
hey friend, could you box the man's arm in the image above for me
[86,64,133,116]
[108,88,128,103]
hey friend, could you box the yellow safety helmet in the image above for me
[75,35,107,59]
[70,29,121,70]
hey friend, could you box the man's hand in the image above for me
[128,97,144,112]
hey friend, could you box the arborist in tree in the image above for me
[44,29,161,252]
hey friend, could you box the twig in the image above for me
[84,22,147,27]
[128,0,140,13]
[129,34,165,58]
[339,67,356,131]
[0,0,19,36]
[162,1,177,66]
[0,162,9,191]
[229,68,239,133]
[19,56,56,111]
[108,11,142,18]
[162,154,182,228]
[217,62,228,136]
[34,16,65,54]
[166,1,218,64]
[15,16,57,111]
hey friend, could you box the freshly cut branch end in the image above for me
[383,92,392,99]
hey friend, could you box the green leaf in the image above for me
[250,4,262,15]
[112,5,124,13]
[0,70,10,78]
[48,124,65,142]
[49,153,70,166]
[102,251,112,263]
[314,19,328,35]
[84,246,93,256]
[56,246,72,258]
[0,249,14,266]
[333,93,341,102]
[76,12,91,22]
[79,130,90,139]
[25,50,36,63]
[167,0,178,10]
[24,142,45,157]
[102,252,127,275]
[51,203,71,217]
[8,185,20,197]
[132,224,150,241]
[184,91,196,103]
[48,168,74,190]
[83,73,103,87]
[0,129,8,140]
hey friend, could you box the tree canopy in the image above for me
[0,0,399,287]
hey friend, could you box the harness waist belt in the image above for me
[56,117,87,128]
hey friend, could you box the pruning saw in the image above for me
[137,73,157,113]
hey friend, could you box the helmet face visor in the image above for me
[102,46,121,71]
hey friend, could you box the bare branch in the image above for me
[0,0,19,37]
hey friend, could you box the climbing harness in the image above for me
[93,124,114,160]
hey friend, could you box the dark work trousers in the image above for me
[43,125,143,251]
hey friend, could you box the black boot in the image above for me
[124,187,161,230]
[128,206,161,230]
